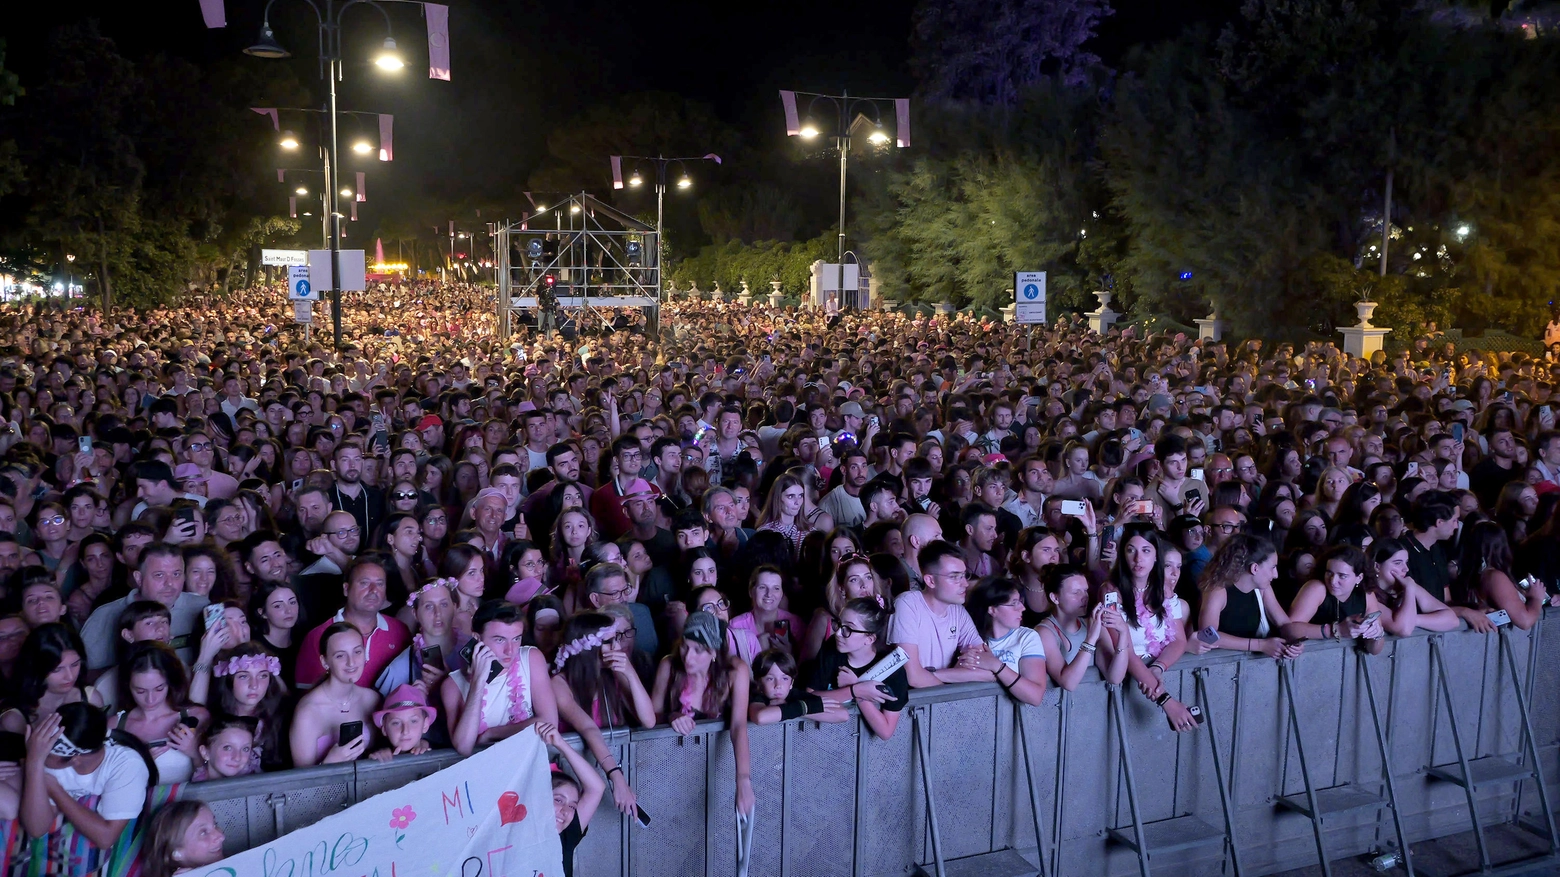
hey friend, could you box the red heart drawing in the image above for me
[497,791,527,825]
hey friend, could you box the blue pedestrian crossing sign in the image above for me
[1014,271,1046,324]
[287,265,319,301]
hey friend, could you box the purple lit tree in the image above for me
[910,0,1113,103]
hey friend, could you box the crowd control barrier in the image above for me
[177,615,1560,876]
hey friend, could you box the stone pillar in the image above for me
[737,281,752,306]
[769,280,784,308]
[1339,300,1391,359]
[687,281,702,302]
[935,301,957,317]
[809,260,827,310]
[1195,309,1228,342]
[1000,304,1017,323]
[1086,290,1118,334]
[710,281,724,302]
[664,280,678,301]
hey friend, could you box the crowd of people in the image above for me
[0,280,1551,876]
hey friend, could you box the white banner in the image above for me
[194,730,561,877]
[309,249,368,293]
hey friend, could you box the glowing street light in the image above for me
[375,37,404,71]
[799,123,820,139]
[676,174,692,189]
[295,186,309,195]
[352,141,373,155]
[628,171,643,187]
[340,188,354,198]
[868,127,890,145]
[279,131,300,149]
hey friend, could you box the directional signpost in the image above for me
[1015,271,1047,324]
[287,265,316,340]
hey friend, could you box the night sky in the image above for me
[1,0,1235,232]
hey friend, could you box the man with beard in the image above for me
[819,447,870,528]
[329,442,384,539]
[521,442,590,554]
[590,437,662,541]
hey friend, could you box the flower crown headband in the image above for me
[214,654,282,677]
[407,578,459,608]
[552,627,613,673]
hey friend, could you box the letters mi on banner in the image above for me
[196,730,560,877]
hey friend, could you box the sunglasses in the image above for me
[392,491,419,501]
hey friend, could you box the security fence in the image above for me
[178,616,1560,877]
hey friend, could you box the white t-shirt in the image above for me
[46,744,149,820]
[986,626,1046,673]
[889,590,982,671]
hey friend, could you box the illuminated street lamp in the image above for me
[352,141,373,154]
[279,130,300,149]
[610,153,722,302]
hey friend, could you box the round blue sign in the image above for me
[294,279,311,298]
[1022,283,1040,300]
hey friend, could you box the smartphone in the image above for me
[868,415,879,430]
[634,804,653,829]
[1188,705,1206,726]
[178,711,199,730]
[1103,591,1120,608]
[693,426,708,444]
[338,720,364,746]
[78,435,92,454]
[1196,626,1220,645]
[1127,500,1156,517]
[202,602,225,632]
[1361,610,1382,624]
[1405,461,1419,478]
[1518,575,1537,591]
[176,506,198,527]
[420,644,443,668]
[1060,499,1089,517]
[458,638,476,667]
[1543,406,1554,422]
[1487,609,1512,627]
[292,478,305,491]
[1504,391,1514,403]
[1452,423,1465,443]
[1190,468,1205,482]
[773,619,790,639]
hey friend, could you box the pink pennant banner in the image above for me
[896,99,911,148]
[379,115,394,161]
[520,211,529,232]
[277,169,286,183]
[780,91,800,136]
[289,196,297,218]
[351,202,358,221]
[199,0,226,28]
[251,107,279,131]
[449,221,455,236]
[704,153,723,165]
[610,156,623,190]
[356,172,366,202]
[425,4,451,81]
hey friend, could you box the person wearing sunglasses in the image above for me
[808,597,907,739]
[386,480,422,515]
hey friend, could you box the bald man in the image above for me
[900,513,945,588]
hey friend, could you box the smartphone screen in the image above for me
[1452,423,1465,443]
[202,602,225,631]
[634,804,652,828]
[338,720,363,746]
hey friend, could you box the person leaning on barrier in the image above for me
[1453,519,1559,631]
[1195,535,1303,660]
[888,540,994,689]
[962,577,1049,706]
[1368,537,1463,636]
[749,648,847,726]
[649,611,754,814]
[808,597,909,738]
[1036,563,1129,690]
[1093,524,1200,731]
[1284,545,1386,653]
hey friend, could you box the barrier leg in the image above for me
[913,707,947,877]
[1359,649,1415,877]
[1430,635,1492,871]
[1280,661,1332,877]
[1498,628,1559,854]
[1195,668,1243,877]
[1108,685,1153,877]
[1051,692,1070,877]
[1016,704,1052,877]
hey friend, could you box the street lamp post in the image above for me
[244,0,409,351]
[611,154,720,302]
[782,89,905,308]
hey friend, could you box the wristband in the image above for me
[800,694,827,716]
[1079,642,1097,654]
[607,766,624,777]
[1153,691,1171,706]
[778,700,808,722]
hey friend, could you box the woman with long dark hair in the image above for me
[0,623,101,734]
[1093,524,1199,732]
[1454,520,1557,630]
[650,611,753,814]
[551,611,653,814]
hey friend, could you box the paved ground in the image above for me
[1271,823,1558,877]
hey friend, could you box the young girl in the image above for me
[807,598,909,739]
[1369,537,1461,636]
[290,623,382,766]
[112,642,209,785]
[536,721,605,877]
[748,649,845,726]
[1196,534,1303,659]
[193,715,258,781]
[650,611,754,815]
[550,612,651,814]
[1286,545,1387,654]
[144,800,226,877]
[799,553,886,662]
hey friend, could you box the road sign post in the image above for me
[1014,271,1047,324]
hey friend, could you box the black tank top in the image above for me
[1313,586,1368,625]
[1218,585,1266,638]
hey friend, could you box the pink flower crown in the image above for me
[552,628,613,673]
[214,654,281,677]
[407,578,459,608]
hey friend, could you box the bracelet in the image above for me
[607,766,624,777]
[192,662,211,674]
[1084,531,1099,538]
[1079,642,1097,654]
[1153,691,1171,706]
